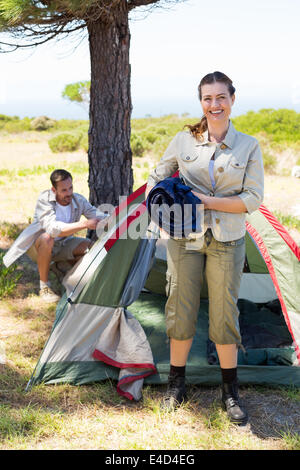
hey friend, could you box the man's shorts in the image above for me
[165,229,245,345]
[26,236,90,263]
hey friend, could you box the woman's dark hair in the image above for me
[185,71,236,140]
[50,169,72,189]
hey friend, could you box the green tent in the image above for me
[27,183,300,399]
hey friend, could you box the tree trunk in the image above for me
[87,1,133,209]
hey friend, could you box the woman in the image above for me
[146,71,264,424]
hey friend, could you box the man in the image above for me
[3,169,107,302]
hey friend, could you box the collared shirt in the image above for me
[3,190,106,267]
[147,120,264,242]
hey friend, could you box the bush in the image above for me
[262,151,277,173]
[79,133,88,152]
[30,116,56,131]
[53,119,88,132]
[3,117,31,133]
[0,253,22,298]
[131,132,148,157]
[0,114,18,122]
[232,109,300,144]
[143,130,157,144]
[0,222,24,240]
[48,133,82,153]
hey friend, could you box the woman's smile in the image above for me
[209,109,224,116]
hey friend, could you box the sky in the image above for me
[0,0,299,120]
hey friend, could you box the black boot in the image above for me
[161,374,187,411]
[221,380,248,425]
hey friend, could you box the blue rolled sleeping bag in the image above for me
[146,177,203,238]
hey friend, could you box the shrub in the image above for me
[232,109,300,143]
[131,132,148,157]
[0,253,22,298]
[0,114,17,122]
[30,116,56,131]
[143,130,157,144]
[3,117,31,133]
[0,222,24,240]
[48,133,82,153]
[53,119,88,132]
[262,151,277,173]
[79,133,88,152]
[0,169,12,178]
[156,126,168,135]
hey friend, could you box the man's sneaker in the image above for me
[39,286,60,303]
[160,374,187,412]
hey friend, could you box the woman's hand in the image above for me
[191,190,247,213]
[191,190,210,208]
[145,184,154,200]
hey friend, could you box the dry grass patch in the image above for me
[0,294,299,450]
[1,392,294,450]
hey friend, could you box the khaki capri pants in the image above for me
[165,229,245,345]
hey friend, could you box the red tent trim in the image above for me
[259,204,300,261]
[93,349,157,400]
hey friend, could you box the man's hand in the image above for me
[57,217,105,238]
[84,218,103,230]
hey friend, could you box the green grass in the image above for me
[279,429,300,450]
[0,222,26,240]
[0,404,64,441]
[0,162,89,180]
[0,252,23,299]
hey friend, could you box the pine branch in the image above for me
[0,21,86,52]
[127,0,160,9]
[127,0,186,11]
[0,0,187,51]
